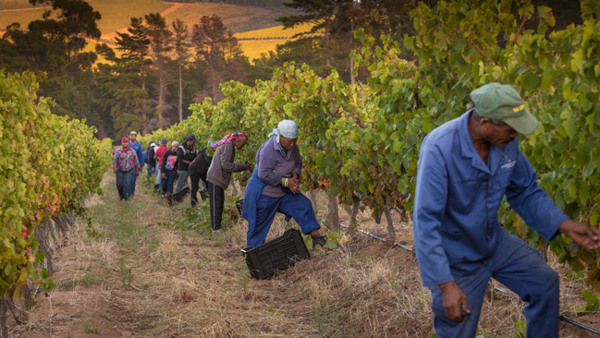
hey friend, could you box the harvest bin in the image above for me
[241,228,310,279]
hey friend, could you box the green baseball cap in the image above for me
[470,83,539,135]
[130,131,138,135]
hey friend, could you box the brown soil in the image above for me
[6,172,600,337]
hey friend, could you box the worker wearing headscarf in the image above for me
[206,131,251,231]
[242,120,326,248]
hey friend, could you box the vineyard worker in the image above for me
[113,137,139,201]
[242,120,327,248]
[154,138,168,192]
[206,131,251,232]
[161,141,180,203]
[128,131,144,197]
[146,141,157,178]
[413,83,600,338]
[188,146,213,207]
[175,134,199,194]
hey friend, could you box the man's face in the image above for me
[130,134,137,142]
[187,140,195,147]
[279,136,297,152]
[171,144,178,152]
[481,119,518,148]
[233,138,247,149]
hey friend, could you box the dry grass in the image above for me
[8,172,600,337]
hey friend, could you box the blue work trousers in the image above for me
[176,170,189,193]
[162,170,177,195]
[246,192,320,247]
[429,231,559,338]
[130,170,138,196]
[147,163,154,177]
[116,169,134,200]
[155,163,162,185]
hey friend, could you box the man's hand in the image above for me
[113,167,117,174]
[439,281,470,322]
[161,173,166,179]
[559,219,600,250]
[288,178,300,194]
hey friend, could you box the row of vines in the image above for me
[143,0,600,290]
[0,71,112,303]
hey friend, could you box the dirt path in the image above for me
[8,171,600,337]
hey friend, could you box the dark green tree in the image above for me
[172,19,191,122]
[145,13,173,129]
[191,15,246,102]
[113,17,152,134]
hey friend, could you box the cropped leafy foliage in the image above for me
[0,71,111,298]
[143,0,600,290]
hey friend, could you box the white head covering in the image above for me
[150,142,156,147]
[268,120,298,143]
[171,141,179,147]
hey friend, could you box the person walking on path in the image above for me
[242,120,326,248]
[175,134,199,194]
[146,141,157,178]
[154,138,168,192]
[189,146,212,207]
[161,141,180,203]
[206,131,251,232]
[413,83,600,338]
[113,137,139,201]
[128,131,144,197]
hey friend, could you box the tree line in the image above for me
[0,0,584,140]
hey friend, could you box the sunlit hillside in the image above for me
[235,23,317,62]
[0,0,296,37]
[0,0,303,62]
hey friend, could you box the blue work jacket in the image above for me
[413,110,568,287]
[129,140,144,168]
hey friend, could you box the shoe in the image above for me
[312,235,327,248]
[160,194,165,200]
[212,228,222,234]
[200,189,209,200]
[167,195,173,206]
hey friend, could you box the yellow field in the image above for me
[238,39,282,62]
[160,2,295,34]
[0,1,310,64]
[0,0,170,35]
[235,22,315,39]
[235,23,319,62]
[88,0,171,36]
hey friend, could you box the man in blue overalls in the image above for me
[128,131,144,197]
[413,83,600,337]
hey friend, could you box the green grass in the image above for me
[56,272,102,290]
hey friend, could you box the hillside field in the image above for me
[0,0,300,61]
[0,0,296,36]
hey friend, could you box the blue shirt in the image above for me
[129,140,144,168]
[413,110,568,287]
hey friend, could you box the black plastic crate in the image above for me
[241,228,310,279]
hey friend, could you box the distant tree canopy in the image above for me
[0,0,589,140]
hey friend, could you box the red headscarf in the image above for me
[211,131,248,148]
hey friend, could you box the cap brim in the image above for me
[503,109,539,135]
